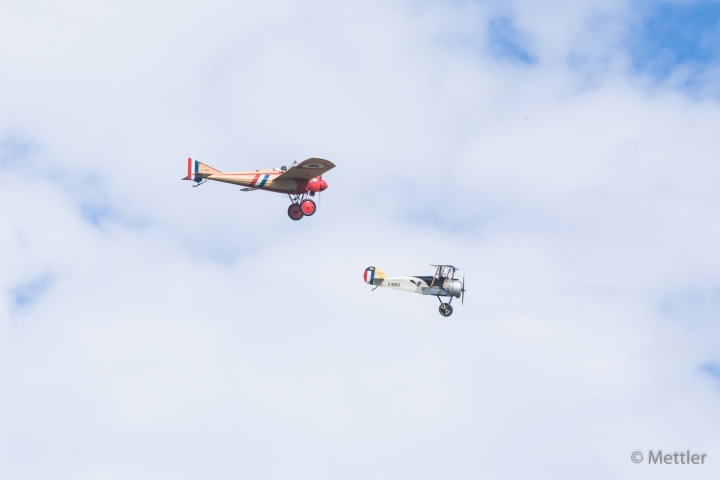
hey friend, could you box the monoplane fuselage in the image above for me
[183,157,335,220]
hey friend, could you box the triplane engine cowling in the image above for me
[446,280,463,297]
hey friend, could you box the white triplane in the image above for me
[364,264,466,317]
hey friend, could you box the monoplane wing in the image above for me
[276,158,335,180]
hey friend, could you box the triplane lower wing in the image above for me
[182,157,336,220]
[363,264,466,317]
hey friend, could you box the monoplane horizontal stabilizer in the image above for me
[240,188,257,192]
[182,157,222,181]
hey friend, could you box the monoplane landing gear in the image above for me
[439,303,453,317]
[300,199,316,216]
[288,203,303,221]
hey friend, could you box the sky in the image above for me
[1,0,720,478]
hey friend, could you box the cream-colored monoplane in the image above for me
[183,157,335,220]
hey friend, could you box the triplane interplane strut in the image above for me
[364,264,466,317]
[182,157,335,220]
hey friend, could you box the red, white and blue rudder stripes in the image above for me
[364,267,375,284]
[187,157,201,182]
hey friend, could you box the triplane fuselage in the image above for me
[364,264,466,317]
[183,157,335,220]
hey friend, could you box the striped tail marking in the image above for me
[251,174,270,188]
[364,267,375,284]
[187,157,200,181]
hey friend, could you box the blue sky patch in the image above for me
[630,1,720,77]
[659,284,720,324]
[77,201,150,231]
[0,134,35,167]
[9,274,53,312]
[80,203,114,226]
[487,17,536,65]
[700,361,720,382]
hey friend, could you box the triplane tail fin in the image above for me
[364,266,386,285]
[182,157,221,181]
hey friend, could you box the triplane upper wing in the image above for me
[430,264,458,269]
[276,158,336,180]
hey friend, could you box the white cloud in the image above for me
[1,0,720,478]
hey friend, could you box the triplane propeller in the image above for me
[364,264,466,317]
[182,157,336,220]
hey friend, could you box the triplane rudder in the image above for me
[363,264,466,317]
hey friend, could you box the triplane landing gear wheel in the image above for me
[288,203,303,221]
[300,199,316,216]
[439,303,453,317]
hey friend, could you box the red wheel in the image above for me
[300,199,316,216]
[287,203,303,220]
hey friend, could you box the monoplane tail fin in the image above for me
[182,157,222,181]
